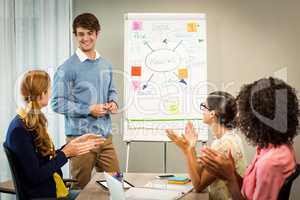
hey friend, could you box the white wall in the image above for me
[73,0,300,198]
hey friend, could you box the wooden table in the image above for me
[76,173,208,200]
[0,180,15,194]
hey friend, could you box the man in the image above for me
[51,13,120,189]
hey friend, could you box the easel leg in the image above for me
[163,142,167,173]
[125,142,130,173]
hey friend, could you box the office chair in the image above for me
[277,163,300,200]
[3,143,28,200]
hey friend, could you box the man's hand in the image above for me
[89,104,108,118]
[106,101,118,113]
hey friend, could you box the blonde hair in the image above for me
[20,70,55,157]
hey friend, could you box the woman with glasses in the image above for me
[166,91,247,200]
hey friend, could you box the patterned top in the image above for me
[208,129,247,200]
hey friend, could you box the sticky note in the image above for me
[178,68,188,79]
[187,22,197,32]
[132,80,141,91]
[131,66,142,76]
[168,176,190,184]
[168,177,190,182]
[132,21,142,30]
[167,102,179,114]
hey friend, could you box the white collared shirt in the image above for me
[76,48,100,62]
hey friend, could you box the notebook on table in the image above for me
[104,172,184,200]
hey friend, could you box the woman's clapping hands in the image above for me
[62,133,105,158]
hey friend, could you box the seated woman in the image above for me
[5,70,104,200]
[199,77,298,200]
[166,91,247,200]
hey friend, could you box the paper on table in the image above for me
[125,187,183,200]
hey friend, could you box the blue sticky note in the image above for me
[168,177,190,182]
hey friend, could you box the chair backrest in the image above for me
[277,163,300,200]
[3,143,28,200]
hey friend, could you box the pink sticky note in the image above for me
[132,21,142,30]
[132,80,141,91]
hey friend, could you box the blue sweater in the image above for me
[5,115,68,199]
[51,54,118,137]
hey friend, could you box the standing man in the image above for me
[51,13,120,189]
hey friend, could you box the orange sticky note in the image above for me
[178,68,188,79]
[131,66,142,76]
[187,22,197,32]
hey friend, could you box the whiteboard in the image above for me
[123,13,208,142]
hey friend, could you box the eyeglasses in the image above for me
[200,103,209,111]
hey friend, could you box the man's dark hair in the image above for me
[237,77,299,148]
[207,91,237,129]
[73,13,101,35]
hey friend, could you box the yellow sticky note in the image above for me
[167,102,179,114]
[187,22,197,32]
[178,68,188,79]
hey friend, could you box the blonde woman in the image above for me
[5,70,104,199]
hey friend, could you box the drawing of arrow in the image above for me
[144,41,154,52]
[173,72,187,85]
[173,40,183,51]
[142,73,154,90]
[163,38,168,44]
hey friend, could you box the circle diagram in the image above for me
[145,49,181,72]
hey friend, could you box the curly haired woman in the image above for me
[199,77,298,200]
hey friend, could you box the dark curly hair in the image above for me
[73,13,101,35]
[207,91,237,129]
[236,77,299,148]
